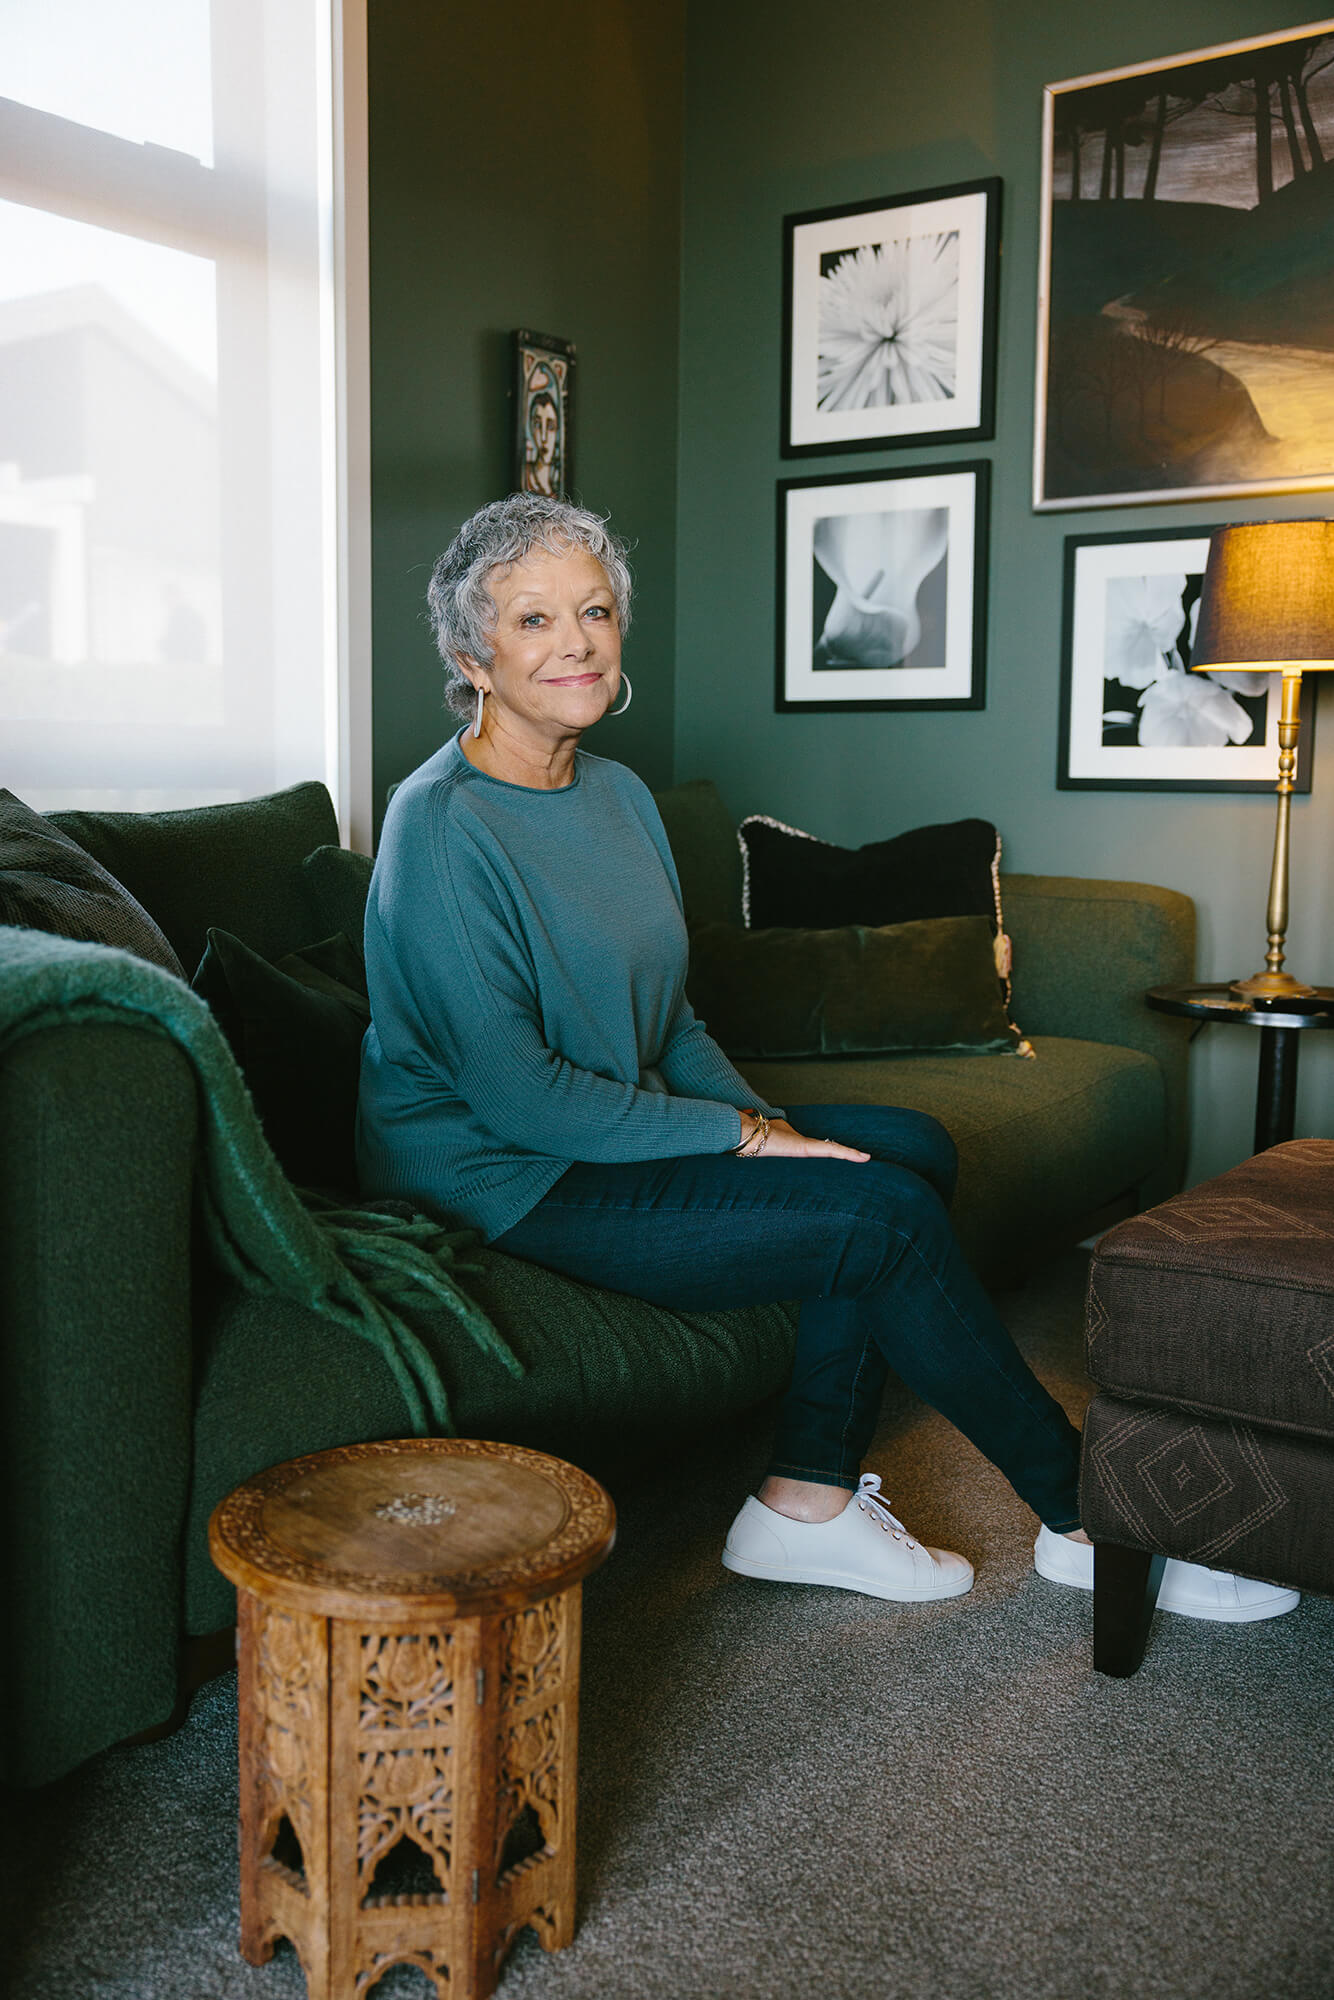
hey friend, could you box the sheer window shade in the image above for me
[0,1,366,829]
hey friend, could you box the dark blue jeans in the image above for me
[493,1104,1082,1531]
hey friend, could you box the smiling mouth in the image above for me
[544,673,602,686]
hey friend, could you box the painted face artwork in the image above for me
[522,366,564,496]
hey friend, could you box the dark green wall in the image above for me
[367,1,685,828]
[676,0,1334,1181]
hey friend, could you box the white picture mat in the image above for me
[783,470,977,703]
[789,189,987,447]
[1066,538,1281,781]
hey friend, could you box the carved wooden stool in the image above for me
[209,1437,616,2000]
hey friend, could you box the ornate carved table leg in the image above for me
[328,1617,469,1998]
[476,1582,583,1993]
[237,1593,332,1998]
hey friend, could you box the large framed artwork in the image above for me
[776,461,989,713]
[1035,23,1334,510]
[1058,527,1316,791]
[512,330,575,498]
[781,178,1001,457]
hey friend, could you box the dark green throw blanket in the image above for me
[0,926,522,1431]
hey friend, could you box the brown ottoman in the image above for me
[1080,1139,1334,1675]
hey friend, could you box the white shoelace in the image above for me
[855,1473,917,1548]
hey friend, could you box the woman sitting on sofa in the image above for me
[356,493,1294,1626]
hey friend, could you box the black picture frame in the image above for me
[512,329,575,498]
[781,177,1001,459]
[1057,526,1316,792]
[775,460,990,714]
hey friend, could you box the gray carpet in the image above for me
[6,1251,1332,2000]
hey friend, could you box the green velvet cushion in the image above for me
[50,780,339,975]
[191,929,368,1191]
[687,914,1023,1058]
[1,790,184,978]
[303,843,374,943]
[652,777,744,927]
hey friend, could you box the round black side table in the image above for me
[1146,983,1334,1154]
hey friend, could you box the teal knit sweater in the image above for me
[356,734,779,1240]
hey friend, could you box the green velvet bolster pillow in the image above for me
[687,914,1027,1059]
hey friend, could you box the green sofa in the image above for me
[0,778,1193,1786]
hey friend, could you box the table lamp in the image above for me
[1190,519,1334,1002]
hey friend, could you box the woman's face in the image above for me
[473,546,622,737]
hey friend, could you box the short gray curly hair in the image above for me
[427,494,634,720]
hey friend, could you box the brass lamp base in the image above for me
[1231,671,1311,1008]
[1229,970,1316,1003]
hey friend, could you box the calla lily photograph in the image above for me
[777,463,988,713]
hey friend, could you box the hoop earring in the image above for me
[471,684,485,738]
[610,673,632,717]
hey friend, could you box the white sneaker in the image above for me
[722,1474,973,1602]
[1033,1525,1300,1624]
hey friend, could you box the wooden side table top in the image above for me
[209,1438,616,1623]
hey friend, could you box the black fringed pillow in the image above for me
[738,813,1013,986]
[737,812,1028,1053]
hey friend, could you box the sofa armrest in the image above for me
[1001,872,1196,1188]
[0,1021,197,1786]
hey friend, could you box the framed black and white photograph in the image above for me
[781,178,1000,458]
[1058,527,1316,791]
[512,329,575,498]
[1035,25,1334,509]
[776,462,989,713]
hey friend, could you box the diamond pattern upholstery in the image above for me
[1081,1141,1334,1624]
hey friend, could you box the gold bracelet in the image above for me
[732,1110,770,1158]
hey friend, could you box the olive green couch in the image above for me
[0,778,1193,1785]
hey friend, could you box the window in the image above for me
[0,0,369,840]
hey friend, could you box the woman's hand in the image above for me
[737,1113,869,1162]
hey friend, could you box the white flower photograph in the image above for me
[777,463,988,713]
[783,179,999,456]
[816,232,959,413]
[1059,529,1315,791]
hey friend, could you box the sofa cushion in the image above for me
[191,928,368,1192]
[1085,1140,1334,1443]
[687,914,1024,1058]
[652,778,745,927]
[50,781,339,975]
[735,1036,1166,1280]
[303,843,373,944]
[183,1250,797,1633]
[0,789,184,977]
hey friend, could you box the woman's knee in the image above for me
[825,1159,957,1294]
[910,1112,958,1201]
[833,1104,957,1202]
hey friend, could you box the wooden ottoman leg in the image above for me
[1094,1543,1166,1679]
